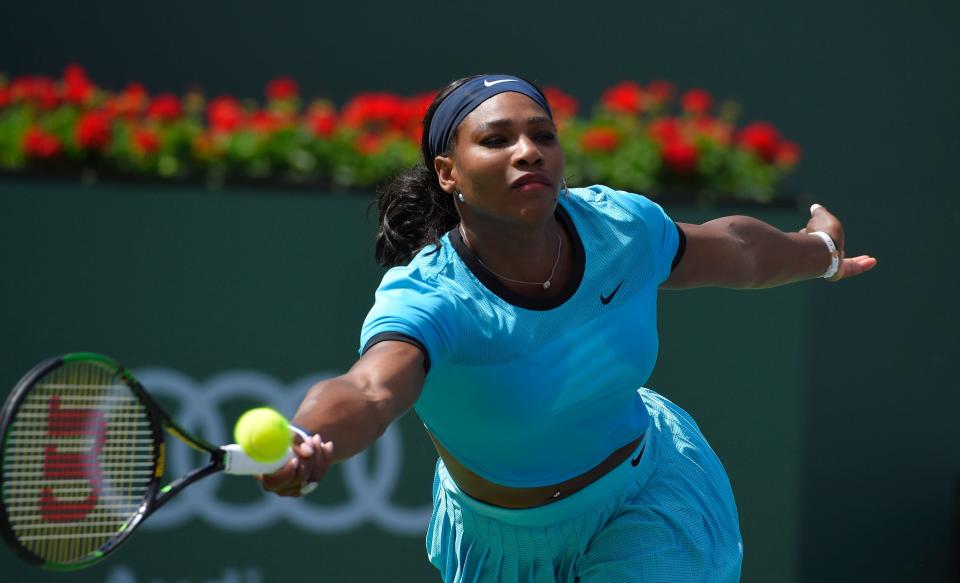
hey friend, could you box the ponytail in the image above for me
[374,163,458,267]
[374,75,484,267]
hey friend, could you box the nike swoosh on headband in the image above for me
[484,79,517,87]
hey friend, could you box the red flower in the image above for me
[11,76,59,109]
[601,81,645,115]
[112,83,149,118]
[775,141,801,167]
[648,117,681,145]
[543,86,578,120]
[409,126,425,144]
[63,64,87,86]
[0,86,10,108]
[404,93,434,121]
[75,111,111,150]
[248,110,282,133]
[147,94,182,122]
[356,132,385,154]
[681,89,712,116]
[402,92,434,139]
[580,127,620,153]
[207,96,244,132]
[62,64,95,106]
[342,93,406,132]
[661,140,699,175]
[133,127,160,155]
[307,105,338,137]
[23,127,61,158]
[646,80,675,105]
[36,79,60,109]
[737,122,781,162]
[266,77,299,101]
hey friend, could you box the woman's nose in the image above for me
[513,135,543,167]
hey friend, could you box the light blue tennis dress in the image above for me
[360,185,743,582]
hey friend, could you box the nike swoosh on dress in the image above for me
[600,280,625,305]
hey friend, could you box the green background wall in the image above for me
[1,0,958,581]
[0,183,807,582]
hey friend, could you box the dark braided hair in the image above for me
[374,75,483,267]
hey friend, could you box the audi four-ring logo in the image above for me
[133,367,432,536]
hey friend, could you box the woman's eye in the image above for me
[481,135,507,147]
[536,132,557,143]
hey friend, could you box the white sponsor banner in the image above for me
[134,368,432,536]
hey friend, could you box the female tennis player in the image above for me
[261,74,876,582]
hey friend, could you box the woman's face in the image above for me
[435,92,565,226]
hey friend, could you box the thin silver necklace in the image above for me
[458,223,563,290]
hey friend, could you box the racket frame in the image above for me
[0,352,227,570]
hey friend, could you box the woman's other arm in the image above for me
[663,204,877,290]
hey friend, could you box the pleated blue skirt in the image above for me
[426,388,743,582]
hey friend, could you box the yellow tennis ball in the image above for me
[233,407,292,463]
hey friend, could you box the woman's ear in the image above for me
[434,155,457,194]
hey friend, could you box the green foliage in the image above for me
[0,69,800,202]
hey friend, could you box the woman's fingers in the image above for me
[294,436,315,458]
[307,439,335,484]
[259,434,335,498]
[845,255,877,273]
[259,457,300,492]
[804,203,843,249]
[832,255,877,280]
[272,482,307,497]
[260,458,309,497]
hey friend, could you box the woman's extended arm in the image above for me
[260,340,426,496]
[663,204,876,289]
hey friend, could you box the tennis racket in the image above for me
[0,352,315,571]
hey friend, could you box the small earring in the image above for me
[560,178,569,197]
[457,191,465,203]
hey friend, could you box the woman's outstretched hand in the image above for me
[800,204,877,281]
[259,433,335,497]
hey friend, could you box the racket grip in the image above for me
[221,444,293,475]
[221,424,320,495]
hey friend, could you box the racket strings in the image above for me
[2,361,156,565]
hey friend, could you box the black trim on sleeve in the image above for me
[670,222,687,272]
[361,332,431,374]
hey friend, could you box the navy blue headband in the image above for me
[428,75,552,160]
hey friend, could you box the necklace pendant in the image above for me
[543,281,551,290]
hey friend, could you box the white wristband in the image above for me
[808,231,840,279]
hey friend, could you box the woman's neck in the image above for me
[459,213,570,292]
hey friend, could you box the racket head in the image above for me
[0,353,164,570]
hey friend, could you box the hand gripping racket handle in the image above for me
[220,425,318,494]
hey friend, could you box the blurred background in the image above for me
[1,1,957,581]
